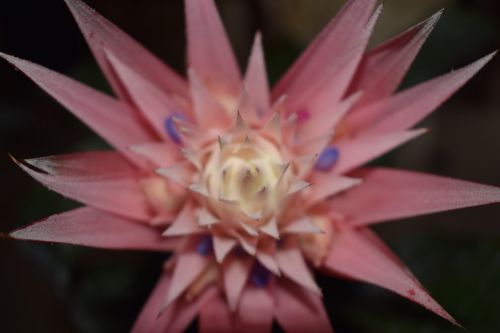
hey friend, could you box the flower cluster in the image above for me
[3,0,498,332]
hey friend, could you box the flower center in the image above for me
[201,134,293,227]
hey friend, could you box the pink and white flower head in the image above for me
[3,0,499,331]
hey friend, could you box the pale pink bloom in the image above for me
[3,0,499,332]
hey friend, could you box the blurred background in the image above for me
[1,0,500,332]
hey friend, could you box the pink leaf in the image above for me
[244,33,270,117]
[185,0,241,96]
[333,128,426,175]
[345,53,495,135]
[0,53,154,167]
[15,156,152,222]
[199,295,235,333]
[236,287,274,333]
[323,227,458,324]
[106,51,189,138]
[64,0,187,100]
[11,207,177,252]
[347,10,443,108]
[329,167,500,226]
[276,243,321,294]
[274,280,333,333]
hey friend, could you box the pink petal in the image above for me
[276,243,321,294]
[272,0,379,101]
[213,234,237,263]
[16,156,152,221]
[244,33,270,116]
[131,272,171,333]
[199,295,235,333]
[274,280,333,333]
[163,202,202,237]
[256,240,280,275]
[323,227,458,324]
[167,287,218,333]
[222,253,253,311]
[106,51,188,138]
[130,142,180,168]
[345,53,495,135]
[347,10,442,108]
[64,0,187,100]
[185,0,241,96]
[24,151,136,179]
[298,91,361,144]
[305,174,362,208]
[133,272,217,333]
[236,286,274,333]
[295,6,382,139]
[189,69,230,128]
[10,207,177,252]
[164,240,211,307]
[333,128,426,175]
[0,53,153,167]
[236,88,260,126]
[281,217,324,235]
[328,167,500,226]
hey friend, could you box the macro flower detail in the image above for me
[2,0,499,332]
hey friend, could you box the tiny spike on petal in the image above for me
[235,110,249,132]
[237,87,260,126]
[287,180,312,196]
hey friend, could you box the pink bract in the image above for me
[3,0,499,332]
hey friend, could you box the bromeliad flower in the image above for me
[3,0,499,331]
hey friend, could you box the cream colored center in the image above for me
[202,135,291,225]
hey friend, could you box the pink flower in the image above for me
[3,0,498,331]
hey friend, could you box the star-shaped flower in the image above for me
[3,0,499,332]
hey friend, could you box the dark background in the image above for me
[1,0,500,332]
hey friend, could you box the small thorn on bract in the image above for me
[235,111,248,131]
[288,180,312,195]
[218,136,227,150]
